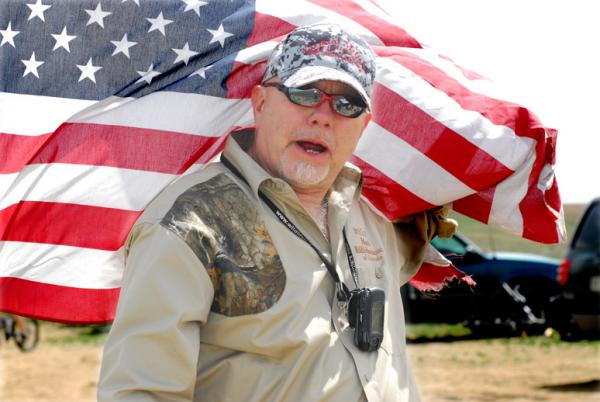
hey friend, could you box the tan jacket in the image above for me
[98,131,429,402]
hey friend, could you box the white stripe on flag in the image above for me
[0,92,96,135]
[356,122,474,204]
[255,0,385,45]
[0,241,123,289]
[0,172,17,202]
[351,0,397,22]
[488,156,534,235]
[400,47,529,104]
[235,40,278,65]
[69,93,254,136]
[0,164,175,211]
[376,56,535,170]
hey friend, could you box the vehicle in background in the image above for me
[402,232,562,335]
[551,198,600,339]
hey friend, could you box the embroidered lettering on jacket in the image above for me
[351,227,383,262]
[161,174,286,316]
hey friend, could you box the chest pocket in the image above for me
[161,174,286,317]
[345,225,386,286]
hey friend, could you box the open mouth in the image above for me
[296,140,327,155]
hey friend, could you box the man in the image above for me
[98,23,453,401]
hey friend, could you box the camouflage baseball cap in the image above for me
[263,23,376,108]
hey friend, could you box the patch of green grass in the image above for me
[475,350,488,360]
[407,322,600,346]
[499,334,600,348]
[449,203,586,259]
[41,322,110,346]
[406,323,472,339]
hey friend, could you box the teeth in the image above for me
[297,140,325,154]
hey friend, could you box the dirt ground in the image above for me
[1,326,599,402]
[407,338,600,401]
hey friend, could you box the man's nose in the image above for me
[308,99,334,127]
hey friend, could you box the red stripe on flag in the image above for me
[351,156,435,218]
[372,83,513,191]
[452,187,495,225]
[247,12,296,47]
[409,261,475,293]
[545,172,562,214]
[228,12,293,98]
[539,128,561,213]
[375,48,546,139]
[226,61,266,99]
[306,0,421,48]
[0,201,140,250]
[519,128,561,243]
[0,132,52,173]
[520,187,560,244]
[0,277,118,324]
[21,123,219,174]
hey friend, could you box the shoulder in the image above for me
[159,170,252,248]
[136,162,231,226]
[129,163,245,267]
[356,194,392,225]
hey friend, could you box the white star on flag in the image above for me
[27,0,51,22]
[181,0,208,16]
[191,65,212,79]
[147,12,173,36]
[111,34,137,58]
[0,22,20,48]
[76,58,102,83]
[122,0,140,5]
[207,24,233,48]
[172,42,198,65]
[136,64,161,84]
[85,3,112,28]
[51,26,77,52]
[21,52,44,78]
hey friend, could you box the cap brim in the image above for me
[281,66,371,109]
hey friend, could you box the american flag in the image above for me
[0,0,564,324]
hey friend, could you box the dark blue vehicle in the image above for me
[402,233,561,334]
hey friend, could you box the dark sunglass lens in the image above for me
[333,97,364,117]
[288,88,322,106]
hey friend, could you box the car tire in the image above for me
[508,278,562,334]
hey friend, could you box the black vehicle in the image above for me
[552,198,600,338]
[402,233,562,335]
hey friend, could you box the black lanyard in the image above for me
[221,155,359,301]
[343,228,360,289]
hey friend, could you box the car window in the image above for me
[574,203,600,251]
[431,236,468,256]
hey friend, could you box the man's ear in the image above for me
[250,85,266,118]
[361,111,372,131]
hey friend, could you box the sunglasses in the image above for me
[262,83,367,118]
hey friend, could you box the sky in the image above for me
[379,0,600,204]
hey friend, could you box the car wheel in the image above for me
[508,278,562,334]
[463,288,523,338]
